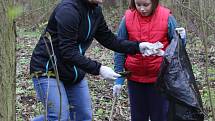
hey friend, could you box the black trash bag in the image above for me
[156,31,204,121]
[167,99,204,121]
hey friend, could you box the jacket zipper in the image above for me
[73,10,92,83]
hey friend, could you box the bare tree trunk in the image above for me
[0,0,16,120]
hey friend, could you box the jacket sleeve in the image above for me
[114,17,127,85]
[168,15,186,46]
[55,4,101,75]
[94,8,140,55]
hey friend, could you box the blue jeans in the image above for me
[31,77,92,121]
[128,80,169,121]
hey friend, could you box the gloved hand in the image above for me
[140,41,164,56]
[113,84,122,97]
[155,49,165,56]
[99,66,121,81]
[139,42,155,54]
[88,0,103,4]
[144,49,164,56]
[175,27,186,40]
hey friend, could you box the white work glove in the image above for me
[144,49,164,56]
[99,66,121,81]
[88,0,103,4]
[139,42,154,54]
[139,41,164,56]
[155,49,165,56]
[113,84,122,97]
[175,27,186,40]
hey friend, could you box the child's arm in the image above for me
[113,17,128,97]
[168,15,186,46]
[114,16,127,85]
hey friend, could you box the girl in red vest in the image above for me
[113,0,186,121]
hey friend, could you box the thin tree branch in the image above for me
[198,0,215,120]
[175,0,215,31]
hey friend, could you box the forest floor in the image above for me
[16,27,215,121]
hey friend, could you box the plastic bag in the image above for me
[156,31,204,121]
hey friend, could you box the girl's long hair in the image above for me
[129,0,159,14]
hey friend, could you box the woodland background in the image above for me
[0,0,214,121]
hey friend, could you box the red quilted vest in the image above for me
[125,5,170,83]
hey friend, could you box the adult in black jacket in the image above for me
[30,0,148,120]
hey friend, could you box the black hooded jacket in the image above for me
[30,0,140,84]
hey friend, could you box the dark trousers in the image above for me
[128,80,169,121]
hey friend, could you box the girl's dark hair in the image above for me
[129,0,159,13]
